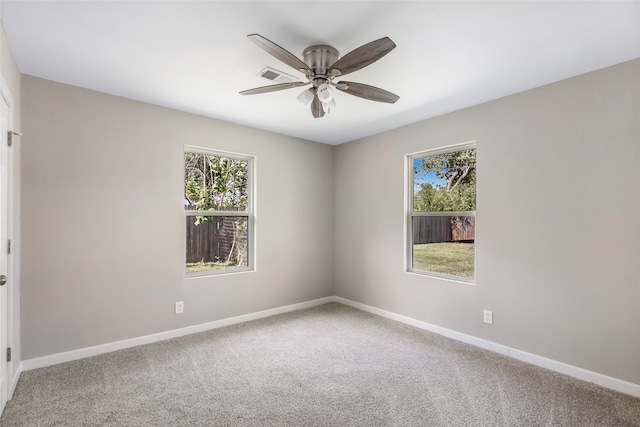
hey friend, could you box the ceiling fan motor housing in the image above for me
[303,45,339,80]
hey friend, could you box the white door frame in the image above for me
[0,75,16,410]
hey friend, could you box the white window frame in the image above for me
[184,145,255,278]
[405,141,476,283]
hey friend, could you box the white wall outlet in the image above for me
[483,310,493,325]
[175,301,184,315]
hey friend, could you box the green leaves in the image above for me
[414,149,476,212]
[185,152,248,212]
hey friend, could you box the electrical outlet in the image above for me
[175,301,184,315]
[483,310,493,325]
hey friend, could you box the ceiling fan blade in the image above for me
[335,81,400,103]
[247,34,311,74]
[328,37,396,77]
[311,94,325,118]
[239,81,309,95]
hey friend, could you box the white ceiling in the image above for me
[1,1,638,145]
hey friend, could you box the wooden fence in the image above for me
[185,216,247,265]
[413,216,475,244]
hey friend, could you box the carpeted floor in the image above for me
[1,303,639,426]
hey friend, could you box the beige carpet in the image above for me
[2,303,639,426]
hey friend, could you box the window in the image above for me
[184,146,254,276]
[407,143,476,281]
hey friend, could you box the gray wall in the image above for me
[21,76,334,359]
[333,59,640,384]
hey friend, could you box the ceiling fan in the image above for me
[240,34,400,118]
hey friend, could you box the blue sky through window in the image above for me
[413,158,447,191]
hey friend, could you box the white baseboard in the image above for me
[334,296,640,398]
[10,364,21,398]
[21,296,334,372]
[18,295,640,399]
[333,297,509,356]
[508,348,640,398]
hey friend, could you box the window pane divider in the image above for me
[184,210,249,217]
[411,211,476,217]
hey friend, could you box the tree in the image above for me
[413,182,436,212]
[420,149,476,193]
[414,149,476,212]
[184,152,248,217]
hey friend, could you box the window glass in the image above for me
[184,152,248,212]
[185,216,248,274]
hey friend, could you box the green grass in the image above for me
[186,261,236,274]
[413,242,474,278]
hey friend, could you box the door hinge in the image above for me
[7,130,22,147]
[7,239,11,255]
[7,347,11,362]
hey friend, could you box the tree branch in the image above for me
[448,164,474,192]
[446,170,459,192]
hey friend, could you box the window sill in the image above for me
[406,269,476,286]
[184,267,255,280]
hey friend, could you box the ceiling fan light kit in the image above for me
[322,98,337,114]
[240,34,400,118]
[316,83,333,103]
[296,88,314,108]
